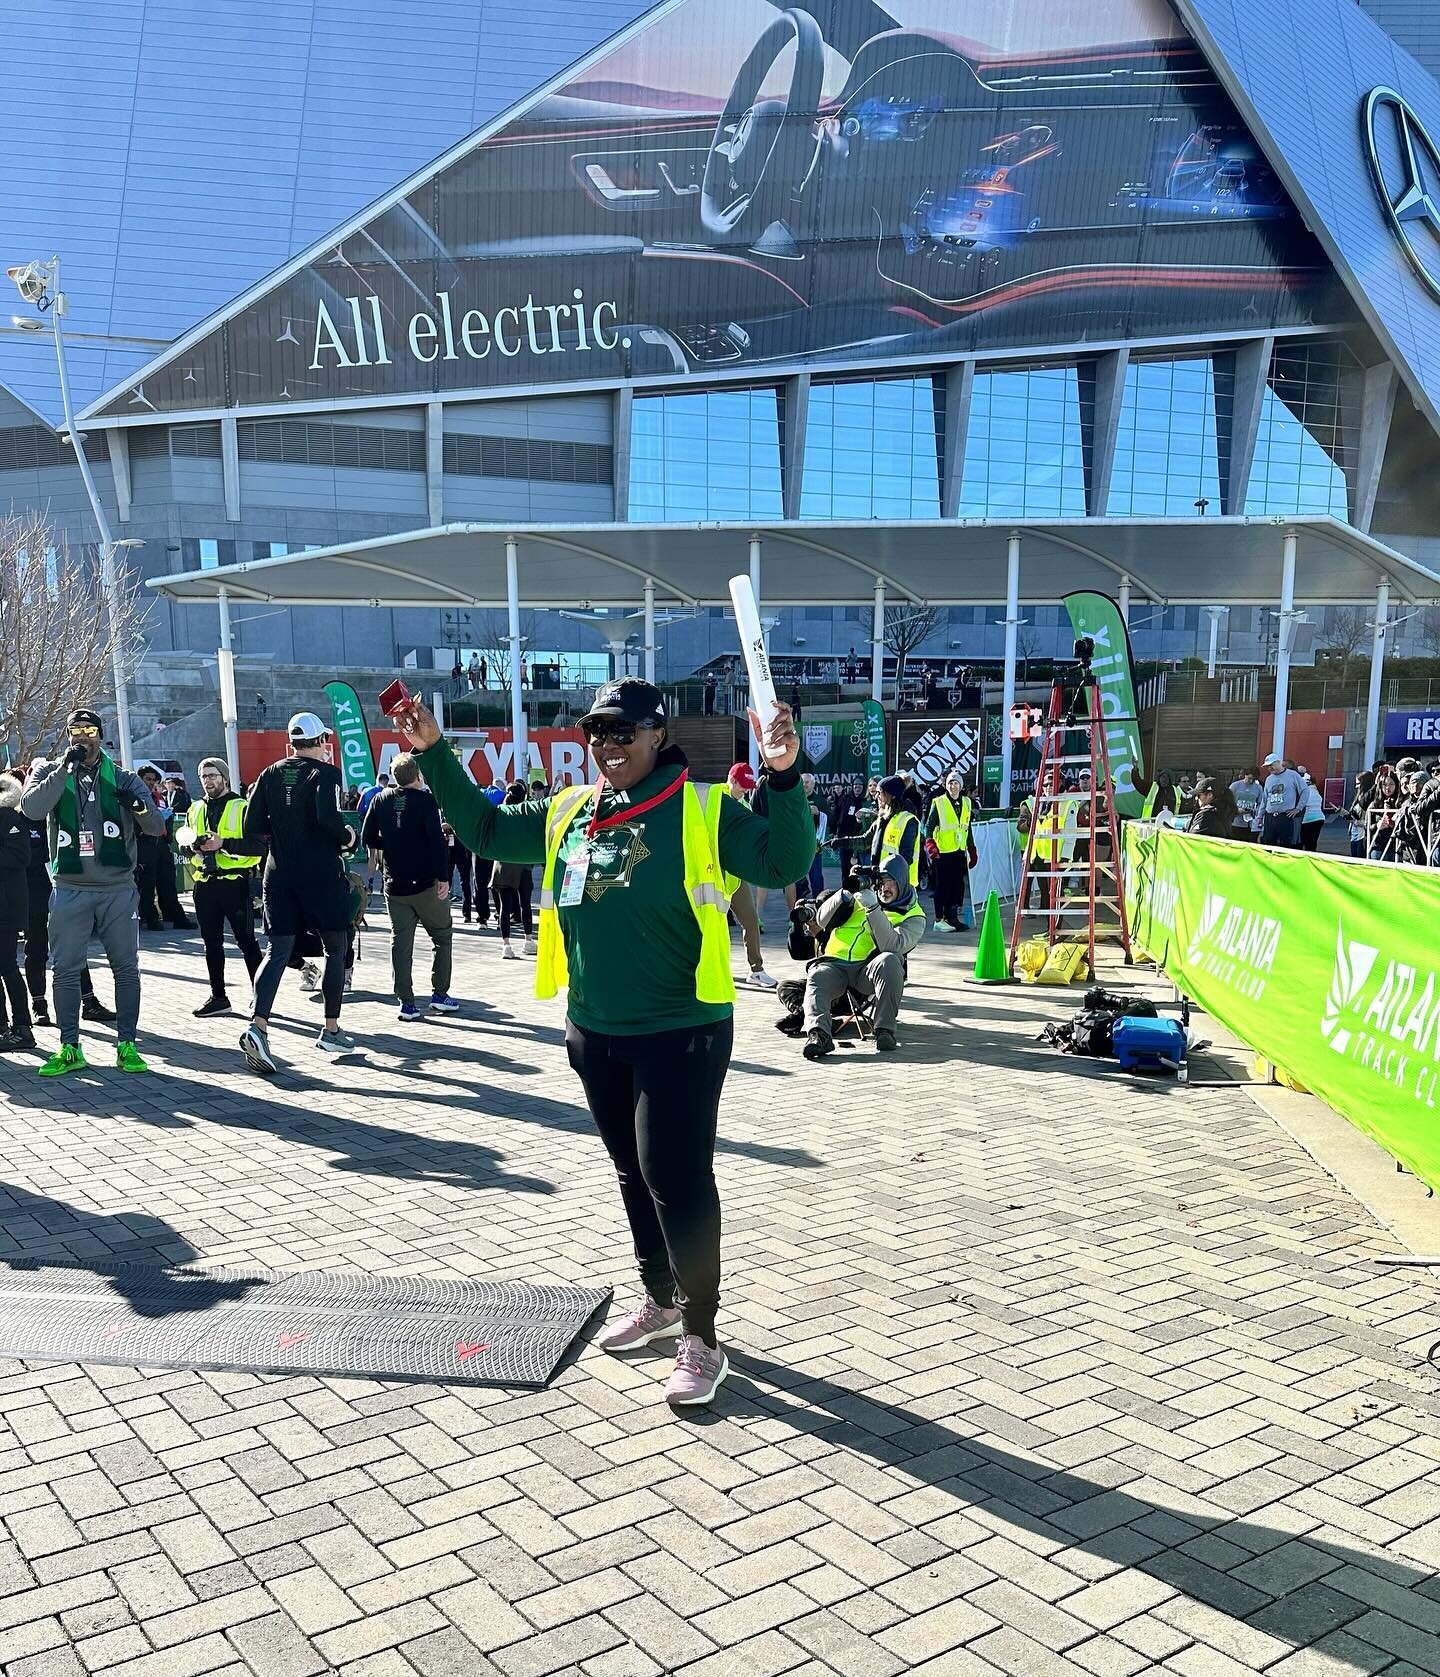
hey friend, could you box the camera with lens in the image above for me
[848,862,880,889]
[1073,635,1095,668]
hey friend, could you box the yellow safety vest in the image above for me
[930,794,972,855]
[1021,795,1062,864]
[1142,786,1181,819]
[823,897,926,963]
[535,780,736,1006]
[177,797,253,874]
[880,810,920,886]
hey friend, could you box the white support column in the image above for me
[220,417,241,524]
[425,401,444,527]
[1204,606,1228,680]
[749,535,763,772]
[1364,578,1390,770]
[1118,575,1131,626]
[1272,529,1298,759]
[505,535,527,768]
[870,579,885,703]
[1000,532,1021,808]
[643,577,656,683]
[216,587,240,790]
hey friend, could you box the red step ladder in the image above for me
[1009,674,1133,980]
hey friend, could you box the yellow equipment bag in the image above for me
[1015,937,1050,982]
[1035,940,1090,986]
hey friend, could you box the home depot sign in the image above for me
[239,728,587,788]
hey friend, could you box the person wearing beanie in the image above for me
[176,758,263,1017]
[20,706,167,1075]
[859,775,921,887]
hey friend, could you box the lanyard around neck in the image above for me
[586,769,688,839]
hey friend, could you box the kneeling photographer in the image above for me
[797,855,926,1059]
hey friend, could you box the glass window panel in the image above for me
[799,378,940,520]
[959,368,1086,518]
[1108,359,1221,517]
[628,389,783,522]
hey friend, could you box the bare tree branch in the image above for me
[470,609,540,688]
[858,603,944,684]
[0,513,147,763]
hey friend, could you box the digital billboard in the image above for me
[98,0,1351,418]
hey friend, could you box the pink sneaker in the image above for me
[664,1334,729,1406]
[597,1295,683,1353]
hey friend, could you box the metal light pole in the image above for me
[8,258,135,766]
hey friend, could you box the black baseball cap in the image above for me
[578,679,667,728]
[66,707,104,731]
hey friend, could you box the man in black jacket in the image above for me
[239,712,357,1072]
[361,752,458,1021]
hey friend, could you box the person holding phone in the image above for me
[394,678,812,1408]
[20,707,167,1076]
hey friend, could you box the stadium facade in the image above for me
[6,0,1440,688]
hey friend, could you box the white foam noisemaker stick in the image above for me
[728,572,782,757]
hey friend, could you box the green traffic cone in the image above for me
[972,890,1010,983]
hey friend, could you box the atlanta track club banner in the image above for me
[1125,824,1440,1193]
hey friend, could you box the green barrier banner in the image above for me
[800,717,868,788]
[324,680,378,792]
[1063,591,1143,817]
[1124,824,1440,1191]
[861,698,887,781]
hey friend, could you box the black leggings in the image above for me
[194,876,262,997]
[565,1016,733,1344]
[0,874,29,1033]
[253,928,346,1020]
[499,876,533,940]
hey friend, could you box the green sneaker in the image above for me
[115,1042,149,1074]
[38,1043,86,1078]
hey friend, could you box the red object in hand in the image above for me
[924,839,939,863]
[378,678,412,718]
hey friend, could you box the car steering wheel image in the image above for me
[700,7,824,238]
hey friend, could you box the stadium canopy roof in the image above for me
[148,515,1440,612]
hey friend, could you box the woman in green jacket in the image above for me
[395,678,813,1407]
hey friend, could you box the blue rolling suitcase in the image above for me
[1112,1015,1187,1077]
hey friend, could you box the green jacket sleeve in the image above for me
[415,741,548,865]
[717,770,816,888]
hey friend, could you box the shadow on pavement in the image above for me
[0,1181,261,1318]
[697,1350,1440,1672]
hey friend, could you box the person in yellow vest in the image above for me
[859,775,920,887]
[394,678,813,1409]
[175,758,263,1018]
[1134,769,1184,824]
[924,771,976,931]
[799,855,927,1058]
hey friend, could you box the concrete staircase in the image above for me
[668,714,745,782]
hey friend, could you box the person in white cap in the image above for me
[1258,752,1306,848]
[238,712,358,1071]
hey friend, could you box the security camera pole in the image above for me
[8,257,135,766]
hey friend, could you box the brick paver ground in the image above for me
[1,908,1439,1676]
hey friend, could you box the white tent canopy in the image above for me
[148,515,1440,611]
[149,513,1439,790]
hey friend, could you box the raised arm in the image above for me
[414,740,547,865]
[717,766,816,889]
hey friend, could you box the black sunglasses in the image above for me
[582,719,658,746]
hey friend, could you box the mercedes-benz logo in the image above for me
[1365,86,1440,301]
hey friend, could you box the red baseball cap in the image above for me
[728,762,757,791]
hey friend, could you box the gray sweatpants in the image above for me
[51,885,140,1045]
[388,887,453,1004]
[803,951,906,1035]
